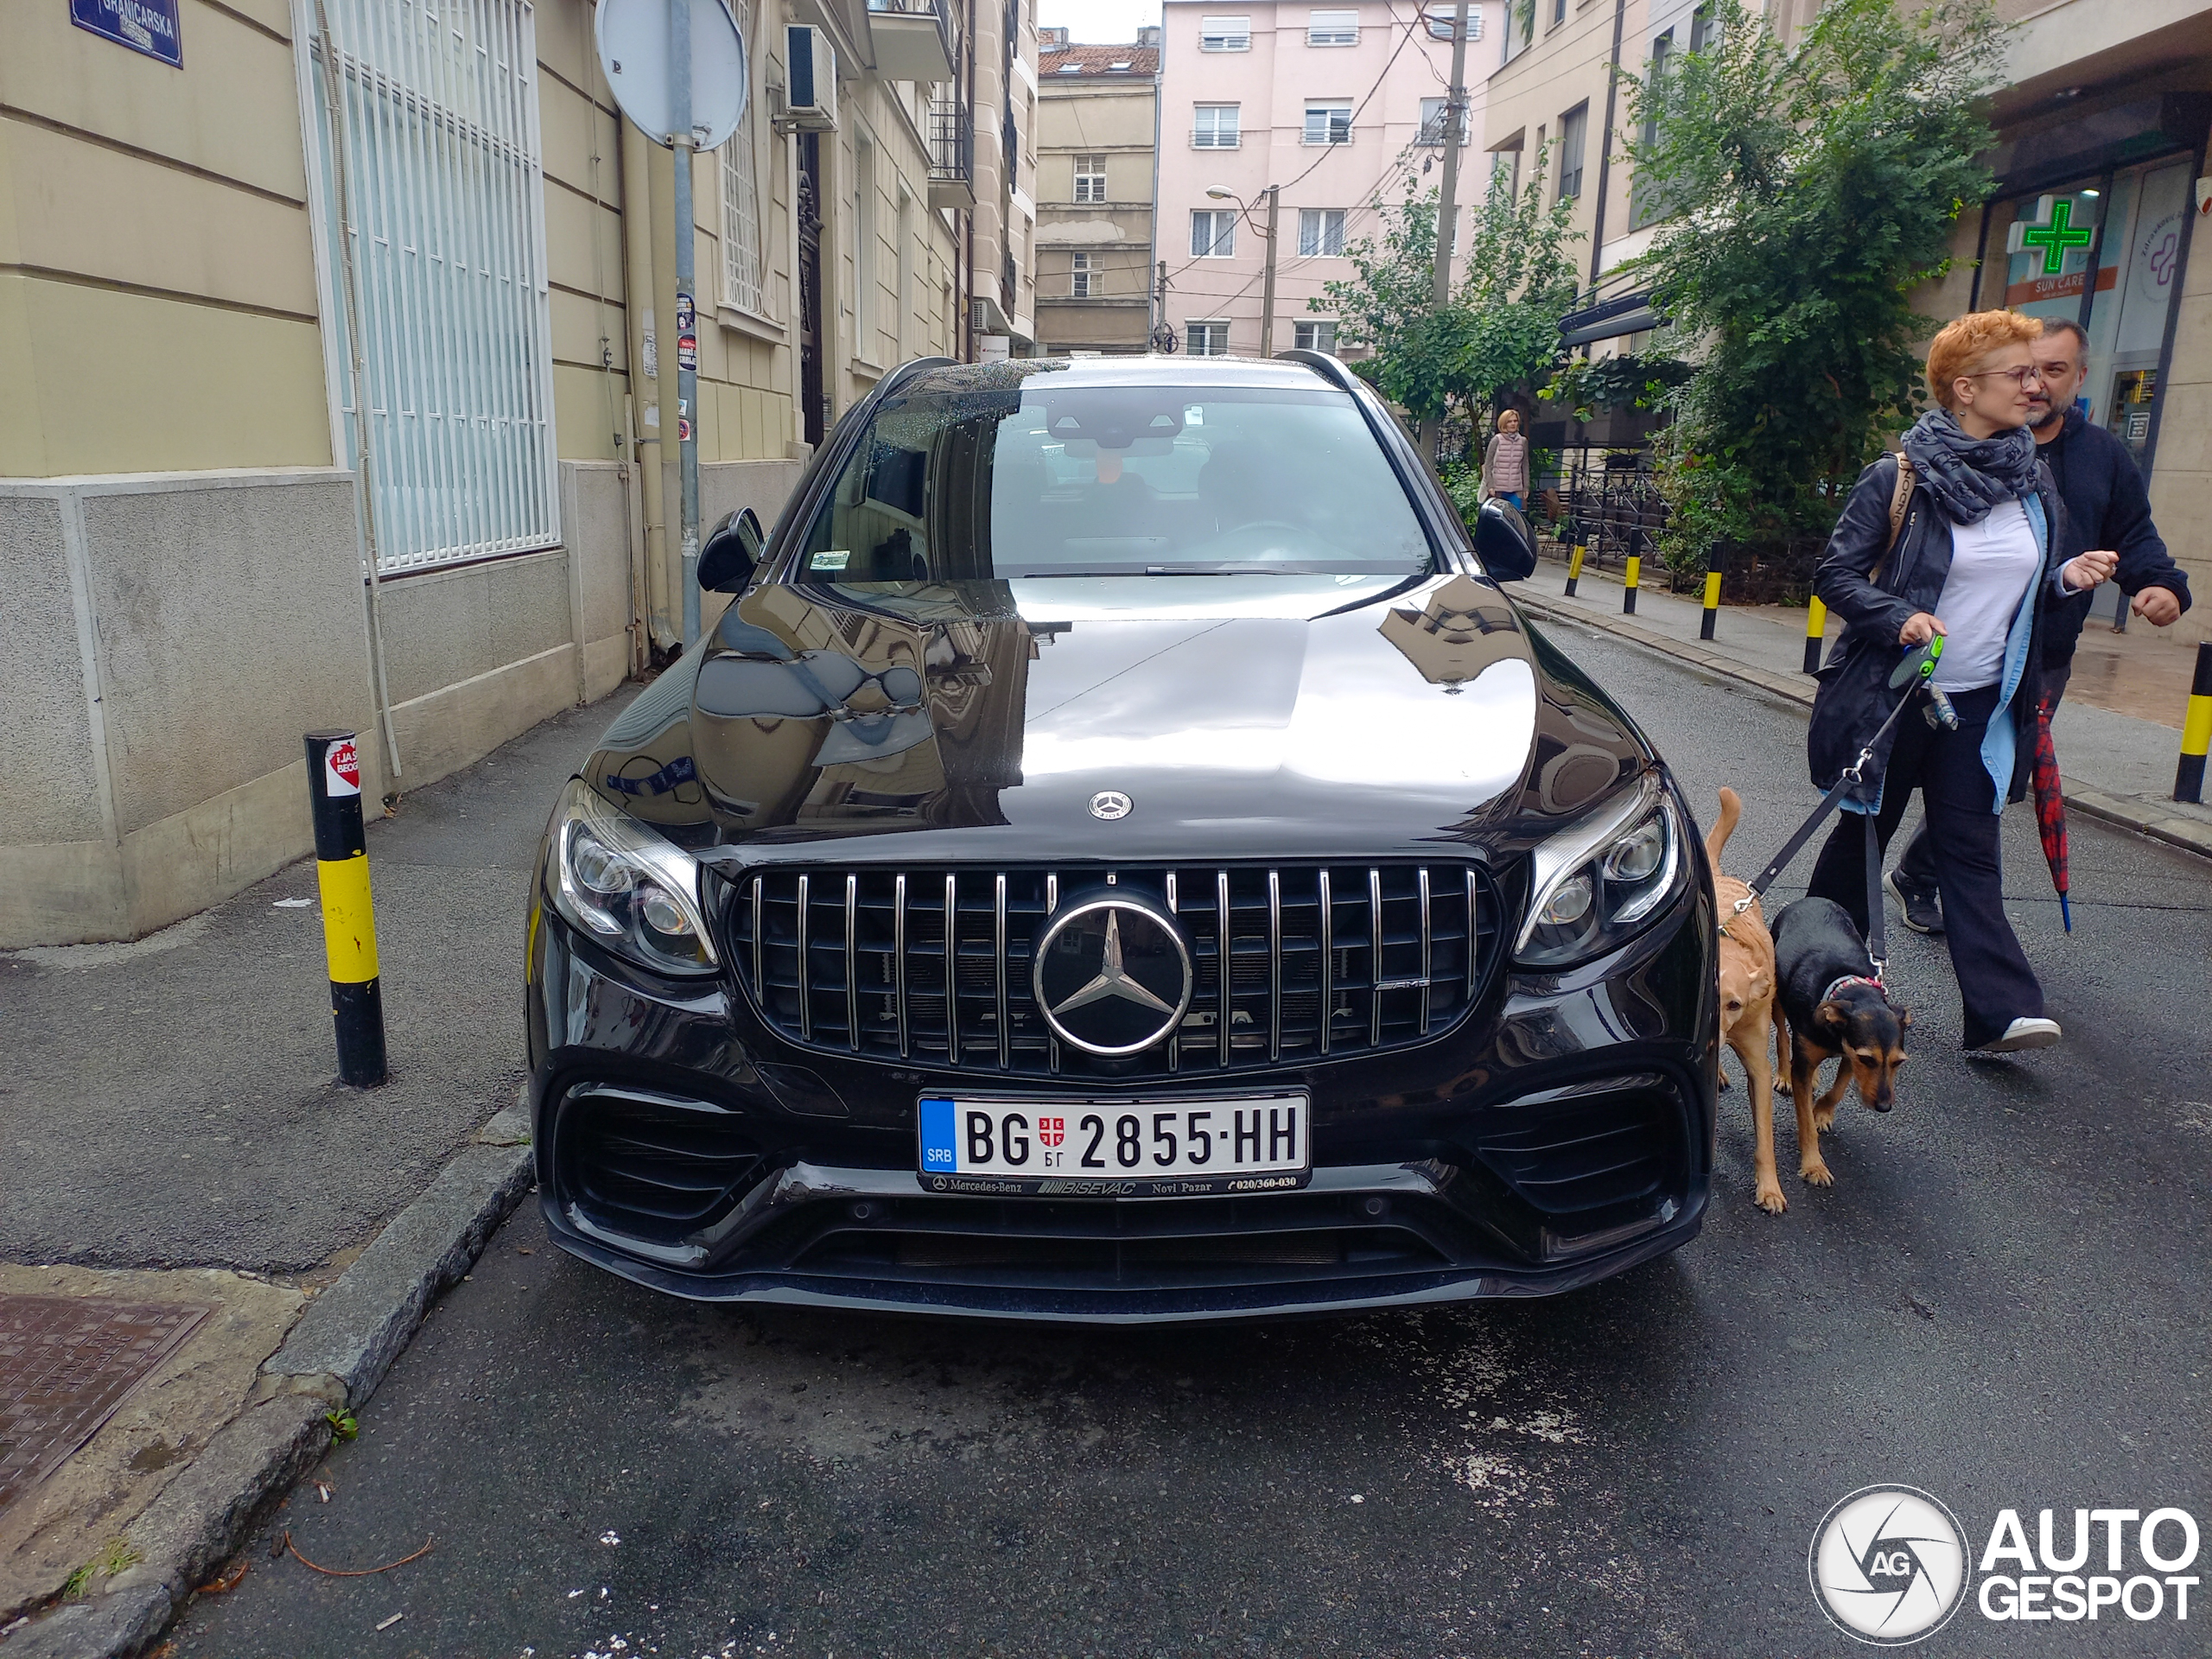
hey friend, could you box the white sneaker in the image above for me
[1978,1017,2061,1053]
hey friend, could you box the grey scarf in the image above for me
[1900,407,2039,526]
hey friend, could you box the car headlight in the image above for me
[1515,775,1688,969]
[546,779,719,976]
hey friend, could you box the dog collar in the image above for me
[1821,973,1884,1003]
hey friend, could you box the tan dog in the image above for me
[1707,788,1785,1214]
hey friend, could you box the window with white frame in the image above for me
[720,0,765,315]
[1198,15,1250,49]
[1306,9,1357,45]
[1294,319,1337,353]
[1557,103,1587,201]
[1191,209,1236,257]
[1491,145,1522,196]
[1419,97,1470,146]
[1187,321,1230,355]
[855,133,878,356]
[1071,252,1100,296]
[1304,102,1353,145]
[1074,153,1108,202]
[897,185,915,359]
[1193,104,1241,148]
[303,0,557,571]
[1424,5,1481,39]
[1298,207,1345,256]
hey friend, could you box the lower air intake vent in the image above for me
[565,1084,764,1245]
[1470,1084,1675,1216]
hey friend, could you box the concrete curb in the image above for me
[1516,590,2212,862]
[1,1108,535,1659]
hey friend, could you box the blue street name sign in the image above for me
[71,0,183,67]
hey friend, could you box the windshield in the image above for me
[789,381,1435,582]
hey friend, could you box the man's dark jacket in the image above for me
[2037,407,2192,664]
[1807,456,2066,809]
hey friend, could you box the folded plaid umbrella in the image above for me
[2031,696,2071,932]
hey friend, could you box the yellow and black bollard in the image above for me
[1700,547,1724,641]
[1802,597,1827,675]
[306,732,388,1086]
[2177,642,2212,804]
[1623,528,1642,615]
[1565,537,1587,598]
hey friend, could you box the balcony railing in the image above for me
[929,97,975,210]
[1192,129,1240,149]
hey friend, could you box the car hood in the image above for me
[582,572,1650,868]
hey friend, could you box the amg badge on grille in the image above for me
[1032,894,1192,1056]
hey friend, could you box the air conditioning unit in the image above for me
[783,26,838,131]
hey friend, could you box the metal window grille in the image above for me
[1303,104,1352,145]
[1192,105,1240,149]
[305,0,560,573]
[721,0,765,314]
[1298,207,1344,257]
[1198,14,1249,49]
[1190,210,1236,258]
[1073,154,1106,203]
[1306,9,1357,45]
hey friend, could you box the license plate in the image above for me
[916,1092,1311,1197]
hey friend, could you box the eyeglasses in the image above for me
[1962,365,2046,389]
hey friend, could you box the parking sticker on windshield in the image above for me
[810,550,850,572]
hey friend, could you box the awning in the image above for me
[1558,289,1661,347]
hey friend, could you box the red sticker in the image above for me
[325,738,362,798]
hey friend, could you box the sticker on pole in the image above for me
[324,738,362,798]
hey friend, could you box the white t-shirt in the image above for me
[1932,497,2042,693]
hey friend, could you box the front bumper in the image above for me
[525,880,1717,1324]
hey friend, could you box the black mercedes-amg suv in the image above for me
[525,352,1717,1321]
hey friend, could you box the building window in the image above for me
[897,185,915,359]
[1198,15,1250,50]
[1688,2,1719,51]
[1419,97,1470,146]
[1074,154,1108,202]
[855,132,878,356]
[1193,104,1241,149]
[1557,103,1587,202]
[1188,320,1230,355]
[1057,61,1084,73]
[1306,9,1357,45]
[1550,0,1565,25]
[1191,208,1237,257]
[1304,102,1353,146]
[1294,319,1337,353]
[1424,5,1481,39]
[1298,207,1345,256]
[1071,252,1100,296]
[1491,146,1522,196]
[303,0,557,572]
[1631,34,1671,228]
[719,0,765,315]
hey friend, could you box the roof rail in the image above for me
[1274,348,1360,392]
[878,355,958,397]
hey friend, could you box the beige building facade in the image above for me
[0,0,1031,946]
[1033,29,1160,354]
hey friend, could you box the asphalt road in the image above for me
[175,623,2212,1659]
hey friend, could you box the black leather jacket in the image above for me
[1807,453,2069,808]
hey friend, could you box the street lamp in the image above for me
[1206,182,1282,355]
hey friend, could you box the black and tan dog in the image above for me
[1767,896,1910,1192]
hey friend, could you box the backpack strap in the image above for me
[1870,451,1914,588]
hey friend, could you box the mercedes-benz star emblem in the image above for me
[1032,894,1193,1057]
[1089,791,1133,821]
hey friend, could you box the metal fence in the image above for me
[305,0,561,574]
[1548,446,1664,574]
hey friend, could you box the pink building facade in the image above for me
[1155,1,1485,359]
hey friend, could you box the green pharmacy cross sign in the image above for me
[2020,198,2095,276]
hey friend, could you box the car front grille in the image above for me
[728,862,1503,1077]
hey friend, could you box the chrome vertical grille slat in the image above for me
[731,861,1501,1079]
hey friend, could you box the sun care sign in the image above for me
[1810,1486,2200,1643]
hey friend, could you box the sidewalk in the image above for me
[1517,552,2212,859]
[0,685,636,1656]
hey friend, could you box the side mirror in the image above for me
[698,507,766,593]
[1474,497,1538,582]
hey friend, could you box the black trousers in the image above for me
[1897,660,2069,890]
[1808,683,2044,1048]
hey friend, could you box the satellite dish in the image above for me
[595,0,749,149]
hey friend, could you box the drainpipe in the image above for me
[620,115,674,650]
[1586,0,1628,288]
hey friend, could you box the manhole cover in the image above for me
[0,1295,212,1514]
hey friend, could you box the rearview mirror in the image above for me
[1474,498,1537,582]
[698,507,766,593]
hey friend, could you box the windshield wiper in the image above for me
[1007,562,1396,578]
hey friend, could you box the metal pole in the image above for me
[305,733,387,1087]
[1258,185,1281,356]
[671,0,702,647]
[1420,0,1470,461]
[2176,641,2212,804]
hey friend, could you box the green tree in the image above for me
[1320,156,1583,437]
[1623,0,2004,582]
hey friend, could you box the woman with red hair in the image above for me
[1802,310,2117,1053]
